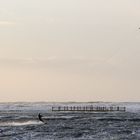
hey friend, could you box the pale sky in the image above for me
[0,0,140,102]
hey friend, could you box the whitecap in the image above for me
[0,121,43,126]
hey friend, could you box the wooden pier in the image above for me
[52,106,126,112]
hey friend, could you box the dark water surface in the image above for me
[0,102,140,140]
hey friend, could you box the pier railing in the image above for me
[52,106,126,112]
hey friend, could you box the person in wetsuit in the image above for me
[38,113,44,123]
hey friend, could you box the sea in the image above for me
[0,102,140,140]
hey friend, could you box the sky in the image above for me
[0,0,140,102]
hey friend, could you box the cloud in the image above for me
[47,56,57,61]
[0,56,115,74]
[0,57,34,66]
[0,21,16,26]
[0,56,100,66]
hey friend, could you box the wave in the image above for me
[97,118,140,122]
[97,118,125,121]
[0,120,43,126]
[44,116,79,121]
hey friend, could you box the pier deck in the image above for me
[52,106,126,112]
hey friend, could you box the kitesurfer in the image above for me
[38,113,44,123]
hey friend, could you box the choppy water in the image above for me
[0,102,140,140]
